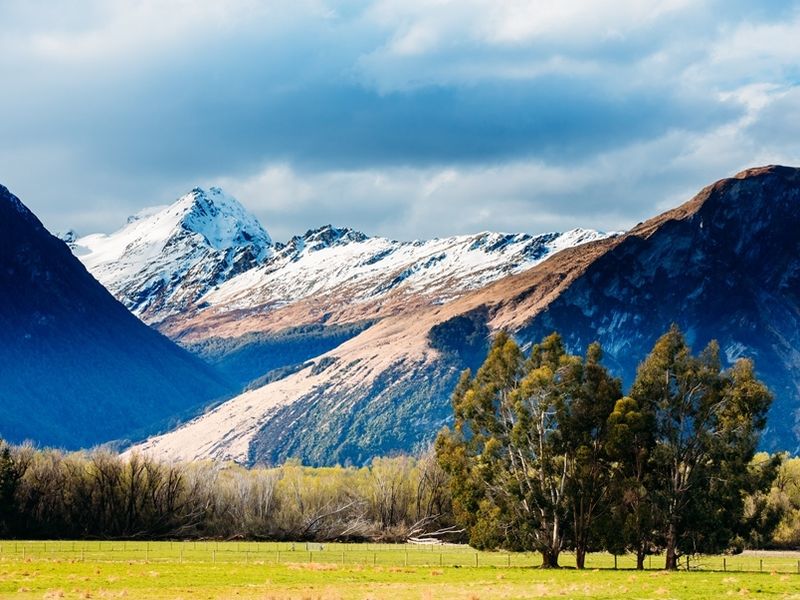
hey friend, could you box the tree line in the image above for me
[1,325,799,567]
[436,326,778,569]
[0,447,453,542]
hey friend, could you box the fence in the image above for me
[1,541,799,574]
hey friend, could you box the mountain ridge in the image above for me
[69,187,272,323]
[66,187,612,344]
[0,183,236,448]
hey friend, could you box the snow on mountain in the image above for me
[200,226,610,315]
[71,187,272,323]
[70,187,612,338]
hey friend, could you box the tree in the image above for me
[436,333,527,553]
[437,332,620,568]
[560,343,623,569]
[767,456,800,547]
[604,396,660,569]
[739,453,783,550]
[0,441,17,533]
[0,440,32,536]
[631,325,774,569]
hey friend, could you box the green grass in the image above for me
[1,541,799,599]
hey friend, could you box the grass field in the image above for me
[2,541,800,599]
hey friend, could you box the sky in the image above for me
[1,0,799,242]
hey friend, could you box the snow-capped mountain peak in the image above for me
[275,225,370,256]
[69,186,613,333]
[186,226,613,338]
[71,187,273,322]
[174,187,272,251]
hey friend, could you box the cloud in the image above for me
[0,0,798,239]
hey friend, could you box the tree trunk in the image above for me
[665,547,678,570]
[540,549,560,568]
[636,546,646,570]
[576,546,586,570]
[664,521,679,570]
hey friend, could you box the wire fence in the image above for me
[1,541,799,574]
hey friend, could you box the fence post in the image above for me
[373,553,377,567]
[723,557,726,572]
[760,559,763,572]
[180,548,183,564]
[342,551,345,565]
[404,551,408,567]
[475,553,479,567]
[614,555,617,570]
[277,550,280,563]
[507,554,511,568]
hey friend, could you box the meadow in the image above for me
[2,541,800,599]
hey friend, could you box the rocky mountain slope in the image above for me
[132,166,800,464]
[0,184,235,448]
[71,188,608,339]
[68,187,272,324]
[164,224,607,341]
[70,188,609,388]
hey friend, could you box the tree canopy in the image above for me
[437,326,776,569]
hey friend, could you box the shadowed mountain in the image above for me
[510,165,800,450]
[0,184,235,448]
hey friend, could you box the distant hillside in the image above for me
[132,166,800,465]
[0,184,235,448]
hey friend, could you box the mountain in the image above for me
[167,225,607,340]
[72,192,609,342]
[0,184,235,448]
[68,187,272,324]
[132,165,800,465]
[70,188,610,387]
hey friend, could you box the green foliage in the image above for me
[437,326,776,569]
[741,454,800,548]
[603,396,660,566]
[436,332,621,567]
[630,325,774,568]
